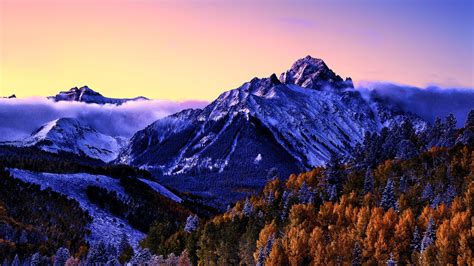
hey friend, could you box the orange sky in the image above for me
[1,0,473,100]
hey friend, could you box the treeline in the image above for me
[86,176,191,233]
[0,169,91,260]
[0,145,153,180]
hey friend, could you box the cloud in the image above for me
[356,82,474,127]
[0,98,208,141]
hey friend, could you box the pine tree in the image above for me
[184,214,199,233]
[443,114,457,147]
[11,255,20,266]
[421,218,436,252]
[298,182,314,204]
[54,247,70,266]
[399,176,408,193]
[324,153,345,195]
[380,179,398,211]
[30,253,41,266]
[443,185,457,206]
[351,242,362,266]
[421,183,434,202]
[243,197,254,216]
[105,258,121,266]
[87,241,108,264]
[363,168,374,194]
[386,253,397,266]
[129,248,152,264]
[410,226,421,252]
[118,232,131,254]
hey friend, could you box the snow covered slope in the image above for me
[118,56,425,176]
[5,118,126,162]
[7,169,183,247]
[48,86,148,105]
[8,169,144,248]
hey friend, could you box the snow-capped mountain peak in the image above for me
[16,117,126,162]
[117,56,426,207]
[280,55,353,90]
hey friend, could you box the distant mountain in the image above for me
[1,94,16,99]
[117,56,426,206]
[48,86,148,105]
[3,117,126,162]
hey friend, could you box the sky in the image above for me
[0,0,473,101]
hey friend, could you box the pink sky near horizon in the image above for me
[0,0,473,100]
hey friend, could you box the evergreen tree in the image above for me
[184,214,199,233]
[380,179,398,211]
[324,153,345,195]
[386,253,397,266]
[243,197,254,216]
[399,176,408,193]
[351,242,362,266]
[443,185,457,206]
[11,255,20,266]
[420,218,436,252]
[410,226,421,252]
[105,258,121,266]
[363,168,374,194]
[298,182,314,204]
[30,253,41,266]
[87,241,108,264]
[443,114,457,147]
[129,248,152,264]
[421,183,434,202]
[465,109,474,128]
[54,247,70,266]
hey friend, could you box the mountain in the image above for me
[1,94,16,99]
[117,56,426,206]
[48,86,148,105]
[4,117,126,162]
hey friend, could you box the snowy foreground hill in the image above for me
[8,168,182,248]
[2,118,126,162]
[117,56,426,207]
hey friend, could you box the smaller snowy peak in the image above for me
[21,117,126,162]
[48,86,148,105]
[280,55,353,90]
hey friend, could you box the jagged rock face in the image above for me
[280,55,353,90]
[118,56,426,206]
[48,86,148,105]
[9,118,126,162]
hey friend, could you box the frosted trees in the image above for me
[380,179,398,211]
[386,253,397,266]
[410,226,421,252]
[298,182,315,204]
[324,153,345,198]
[351,242,362,266]
[363,168,374,194]
[420,218,436,252]
[87,242,108,264]
[11,255,20,266]
[129,248,152,264]
[54,247,70,266]
[243,198,254,216]
[184,214,199,233]
[30,253,41,266]
[256,235,274,266]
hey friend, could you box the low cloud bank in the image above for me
[0,98,208,141]
[356,82,474,127]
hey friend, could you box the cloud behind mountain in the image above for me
[0,98,207,141]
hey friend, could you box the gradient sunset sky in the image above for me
[1,0,473,100]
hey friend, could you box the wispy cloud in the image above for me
[0,98,208,141]
[356,82,474,126]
